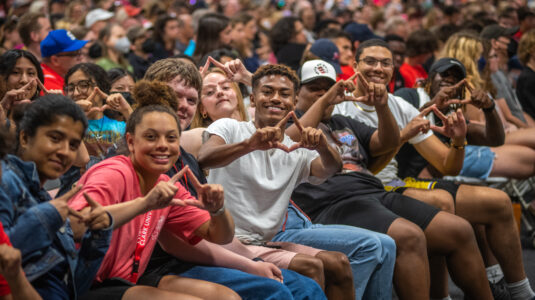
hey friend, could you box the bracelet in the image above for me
[482,101,496,113]
[450,139,467,150]
[210,205,226,216]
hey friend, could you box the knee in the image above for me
[431,190,455,213]
[291,255,324,279]
[389,221,426,254]
[490,190,513,221]
[443,214,475,245]
[317,251,353,284]
[214,286,241,300]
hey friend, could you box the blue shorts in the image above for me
[460,145,495,179]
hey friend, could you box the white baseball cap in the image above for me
[299,60,337,84]
[85,9,114,29]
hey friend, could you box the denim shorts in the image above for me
[460,145,495,180]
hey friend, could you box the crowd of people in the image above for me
[0,0,535,299]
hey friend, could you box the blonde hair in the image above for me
[190,68,247,129]
[518,29,535,65]
[439,31,484,89]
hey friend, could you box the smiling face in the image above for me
[354,45,394,85]
[111,75,135,93]
[19,115,84,185]
[7,57,38,98]
[127,111,180,177]
[66,69,97,102]
[167,75,199,130]
[251,74,295,128]
[429,68,464,98]
[201,72,239,121]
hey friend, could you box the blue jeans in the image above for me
[272,203,396,300]
[178,266,326,300]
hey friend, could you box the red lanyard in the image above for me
[130,211,153,283]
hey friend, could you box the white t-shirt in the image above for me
[333,93,433,184]
[206,118,321,242]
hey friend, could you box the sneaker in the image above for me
[489,278,511,300]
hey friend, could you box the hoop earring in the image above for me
[202,112,207,119]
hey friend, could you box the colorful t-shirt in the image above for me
[84,116,126,159]
[0,223,11,296]
[69,155,210,283]
[399,63,427,89]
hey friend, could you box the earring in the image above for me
[202,112,207,119]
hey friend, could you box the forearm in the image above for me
[286,97,330,141]
[105,198,148,229]
[202,211,235,244]
[313,144,342,178]
[482,108,505,145]
[375,104,400,153]
[5,270,42,300]
[368,148,400,174]
[198,140,252,169]
[442,141,465,175]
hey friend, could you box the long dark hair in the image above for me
[193,13,230,63]
[0,49,45,99]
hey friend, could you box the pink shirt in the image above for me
[69,155,210,283]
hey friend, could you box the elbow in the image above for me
[210,231,234,245]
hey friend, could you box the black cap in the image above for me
[480,24,519,40]
[430,58,466,79]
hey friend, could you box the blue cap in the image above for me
[309,39,342,74]
[344,22,381,43]
[41,29,88,58]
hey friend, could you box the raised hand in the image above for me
[430,106,467,140]
[286,114,328,152]
[81,193,111,230]
[246,112,296,152]
[457,82,494,110]
[430,79,466,109]
[353,73,388,107]
[142,166,190,211]
[0,244,22,279]
[49,185,85,222]
[201,56,253,86]
[101,93,133,118]
[75,87,108,117]
[0,79,34,112]
[36,78,62,95]
[324,73,368,106]
[182,168,225,214]
[401,105,432,142]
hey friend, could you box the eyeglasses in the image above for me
[360,57,394,68]
[64,80,95,94]
[55,50,83,57]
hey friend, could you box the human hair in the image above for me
[355,38,391,62]
[143,58,202,98]
[0,17,18,50]
[252,64,300,94]
[107,68,134,86]
[0,125,12,159]
[126,81,181,137]
[65,63,111,93]
[98,23,130,69]
[518,29,535,65]
[269,17,301,54]
[153,15,177,45]
[405,29,438,57]
[232,12,254,26]
[17,94,88,149]
[384,16,407,36]
[0,49,44,99]
[191,68,247,128]
[435,24,460,44]
[384,34,404,43]
[439,31,484,89]
[193,13,230,63]
[17,12,46,46]
[319,28,352,42]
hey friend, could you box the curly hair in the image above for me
[132,80,178,111]
[252,64,300,94]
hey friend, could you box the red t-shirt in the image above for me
[399,62,428,88]
[0,223,12,296]
[337,65,356,81]
[69,155,210,283]
[40,63,65,92]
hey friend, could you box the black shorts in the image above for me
[293,172,440,234]
[79,278,136,300]
[385,177,461,203]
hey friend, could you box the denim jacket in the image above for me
[0,155,112,299]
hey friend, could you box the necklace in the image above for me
[353,102,376,112]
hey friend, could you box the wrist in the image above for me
[450,138,467,149]
[210,205,226,216]
[482,101,496,112]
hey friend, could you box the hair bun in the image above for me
[132,80,178,111]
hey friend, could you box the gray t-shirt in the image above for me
[491,70,527,123]
[206,118,320,242]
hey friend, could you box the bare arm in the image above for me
[414,135,465,176]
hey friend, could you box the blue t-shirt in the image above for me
[84,116,126,159]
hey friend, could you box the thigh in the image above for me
[381,192,440,231]
[78,279,134,300]
[491,145,535,178]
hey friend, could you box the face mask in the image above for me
[141,38,156,53]
[114,37,131,54]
